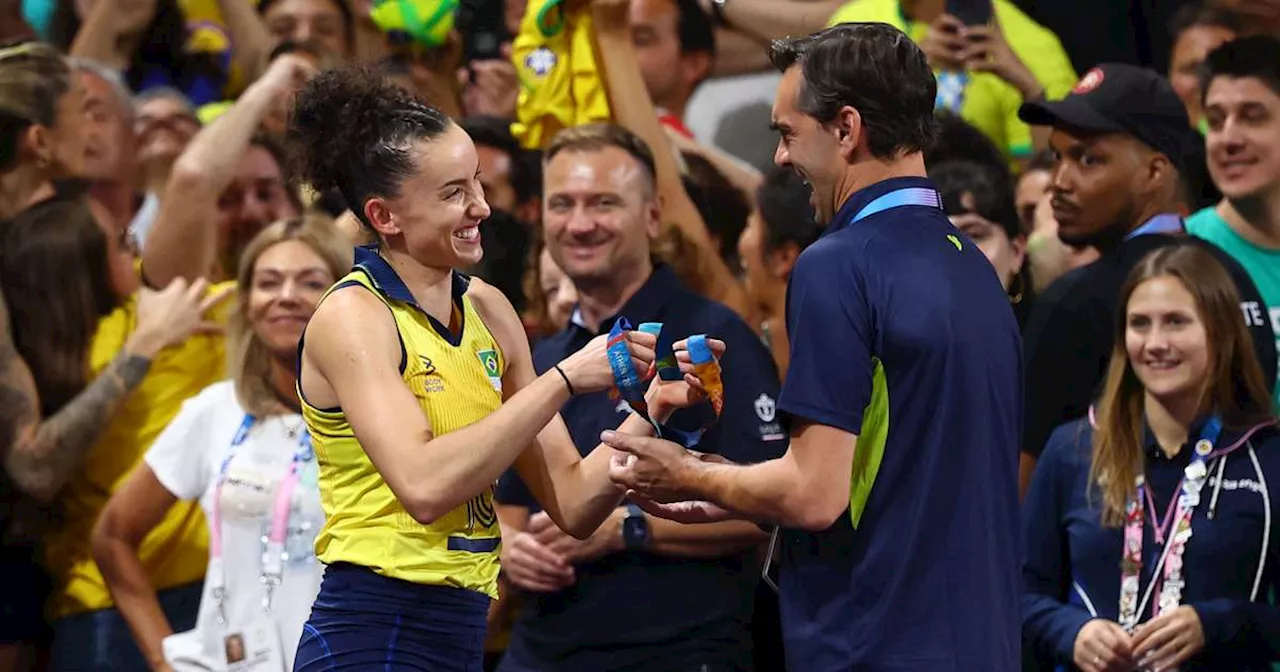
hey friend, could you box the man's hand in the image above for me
[627,491,737,524]
[603,430,703,503]
[501,525,575,593]
[528,510,621,564]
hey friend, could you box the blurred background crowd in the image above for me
[1,0,1279,669]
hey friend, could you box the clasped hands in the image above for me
[605,337,737,525]
[1072,608,1206,672]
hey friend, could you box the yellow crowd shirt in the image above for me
[300,246,505,598]
[44,282,234,619]
[828,0,1077,159]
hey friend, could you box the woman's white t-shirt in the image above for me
[145,381,325,668]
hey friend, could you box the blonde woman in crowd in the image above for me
[0,40,85,219]
[1023,242,1280,672]
[94,217,350,672]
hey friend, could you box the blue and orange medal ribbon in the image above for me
[605,318,724,447]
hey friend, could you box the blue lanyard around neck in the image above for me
[1125,214,1185,240]
[850,187,943,223]
[222,414,313,478]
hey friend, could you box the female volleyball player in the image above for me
[287,66,707,670]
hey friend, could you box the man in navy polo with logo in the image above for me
[1016,63,1278,493]
[492,122,786,672]
[604,23,1023,671]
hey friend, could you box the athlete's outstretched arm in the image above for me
[470,282,660,539]
[301,282,655,528]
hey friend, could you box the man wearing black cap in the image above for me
[1016,63,1278,494]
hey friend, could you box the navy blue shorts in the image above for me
[295,563,490,671]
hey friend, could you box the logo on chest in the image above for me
[414,355,446,394]
[476,349,502,393]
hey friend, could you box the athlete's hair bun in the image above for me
[287,65,451,217]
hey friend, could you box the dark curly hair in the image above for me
[287,64,452,228]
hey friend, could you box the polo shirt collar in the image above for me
[826,176,939,236]
[1141,413,1217,462]
[352,244,470,345]
[569,264,682,334]
[353,244,470,308]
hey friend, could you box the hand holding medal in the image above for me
[604,318,727,445]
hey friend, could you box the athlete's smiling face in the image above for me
[367,124,492,269]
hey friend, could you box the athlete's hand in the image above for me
[1132,606,1205,671]
[501,526,574,593]
[556,331,657,395]
[1073,619,1134,672]
[645,369,709,424]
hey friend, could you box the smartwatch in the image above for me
[622,503,650,550]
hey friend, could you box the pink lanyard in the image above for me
[209,414,312,622]
[1114,418,1273,632]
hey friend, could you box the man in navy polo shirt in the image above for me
[493,123,786,672]
[605,23,1022,672]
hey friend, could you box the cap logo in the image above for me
[1073,68,1105,95]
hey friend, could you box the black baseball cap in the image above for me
[1018,64,1197,172]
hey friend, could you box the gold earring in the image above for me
[1009,270,1025,305]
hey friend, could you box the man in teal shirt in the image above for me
[1188,35,1280,407]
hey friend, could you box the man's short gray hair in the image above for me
[132,86,196,116]
[66,57,134,120]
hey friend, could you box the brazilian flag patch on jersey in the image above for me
[477,349,502,392]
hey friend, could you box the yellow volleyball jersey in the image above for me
[300,246,506,598]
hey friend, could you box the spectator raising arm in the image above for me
[68,0,157,69]
[141,54,315,287]
[591,0,751,321]
[702,0,840,44]
[214,0,277,83]
[0,280,228,502]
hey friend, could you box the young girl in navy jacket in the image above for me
[1022,241,1280,672]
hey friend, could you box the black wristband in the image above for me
[553,364,576,396]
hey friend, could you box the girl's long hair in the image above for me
[0,188,118,416]
[1090,242,1274,526]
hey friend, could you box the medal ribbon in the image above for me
[606,318,723,447]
